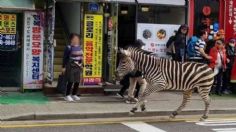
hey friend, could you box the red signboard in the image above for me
[225,0,236,41]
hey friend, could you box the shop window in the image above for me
[194,0,220,35]
[138,5,186,24]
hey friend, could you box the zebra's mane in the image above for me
[127,46,154,56]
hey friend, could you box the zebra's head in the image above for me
[115,48,135,80]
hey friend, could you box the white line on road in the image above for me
[196,120,236,126]
[122,121,166,132]
[212,128,236,132]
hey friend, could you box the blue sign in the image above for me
[213,22,219,32]
[88,3,99,12]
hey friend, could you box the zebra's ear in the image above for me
[120,49,131,57]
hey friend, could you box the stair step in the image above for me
[55,45,65,51]
[54,65,62,72]
[54,72,61,80]
[54,33,64,39]
[56,39,67,45]
[54,58,63,65]
[55,51,64,58]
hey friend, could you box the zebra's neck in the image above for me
[128,47,160,76]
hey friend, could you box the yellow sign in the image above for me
[83,14,103,85]
[0,14,17,34]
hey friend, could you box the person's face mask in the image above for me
[229,42,235,47]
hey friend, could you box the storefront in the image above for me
[189,0,236,41]
[0,0,46,92]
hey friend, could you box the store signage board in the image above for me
[23,11,44,89]
[225,0,236,41]
[88,3,99,12]
[137,23,180,58]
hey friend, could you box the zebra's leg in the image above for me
[198,87,211,121]
[138,79,147,112]
[130,84,163,114]
[170,89,193,119]
[127,77,137,100]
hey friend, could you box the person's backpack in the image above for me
[187,36,199,57]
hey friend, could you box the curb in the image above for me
[2,109,236,121]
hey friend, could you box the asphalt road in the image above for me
[1,118,236,132]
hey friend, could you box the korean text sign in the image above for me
[137,23,180,58]
[225,0,236,41]
[83,14,103,85]
[0,14,17,51]
[23,11,44,89]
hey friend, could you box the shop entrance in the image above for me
[0,13,22,88]
[118,4,136,48]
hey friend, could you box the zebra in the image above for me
[115,46,215,121]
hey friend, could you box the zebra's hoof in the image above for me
[199,115,208,121]
[129,111,135,116]
[169,114,176,119]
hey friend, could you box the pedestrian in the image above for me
[208,39,228,96]
[173,24,189,62]
[188,30,212,63]
[166,30,177,59]
[62,33,83,102]
[222,38,236,94]
[231,56,236,93]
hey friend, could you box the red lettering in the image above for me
[32,27,41,33]
[32,34,41,41]
[32,42,40,48]
[32,49,41,55]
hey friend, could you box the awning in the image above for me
[137,0,186,6]
[0,0,34,10]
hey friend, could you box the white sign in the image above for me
[23,11,44,89]
[137,23,180,58]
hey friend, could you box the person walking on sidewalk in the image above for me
[62,33,83,102]
[209,39,228,96]
[173,24,189,62]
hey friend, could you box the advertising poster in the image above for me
[224,0,236,41]
[137,23,180,58]
[83,14,103,85]
[0,14,17,51]
[23,11,44,89]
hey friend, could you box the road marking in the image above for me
[196,120,236,126]
[122,121,166,132]
[212,128,236,132]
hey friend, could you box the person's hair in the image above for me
[69,33,80,41]
[198,30,207,37]
[216,38,224,45]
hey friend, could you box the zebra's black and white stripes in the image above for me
[116,47,215,120]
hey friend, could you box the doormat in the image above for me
[0,92,48,105]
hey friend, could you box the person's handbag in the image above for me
[56,74,67,94]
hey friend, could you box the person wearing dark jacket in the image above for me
[62,33,83,102]
[173,24,189,62]
[223,38,236,94]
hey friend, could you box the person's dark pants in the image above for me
[66,82,80,96]
[119,75,140,98]
[223,68,232,92]
[215,69,224,95]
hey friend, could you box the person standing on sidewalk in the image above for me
[173,24,189,62]
[189,30,212,63]
[208,39,228,96]
[223,38,236,94]
[62,33,83,102]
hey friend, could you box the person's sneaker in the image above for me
[116,93,124,99]
[64,95,74,102]
[125,97,138,104]
[72,95,81,101]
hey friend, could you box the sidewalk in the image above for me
[1,92,236,121]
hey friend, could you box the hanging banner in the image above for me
[137,23,180,58]
[225,0,236,41]
[0,14,17,51]
[23,11,44,89]
[83,14,103,85]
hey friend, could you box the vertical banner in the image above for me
[0,14,17,51]
[225,0,236,41]
[23,11,44,89]
[137,23,180,58]
[83,14,103,85]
